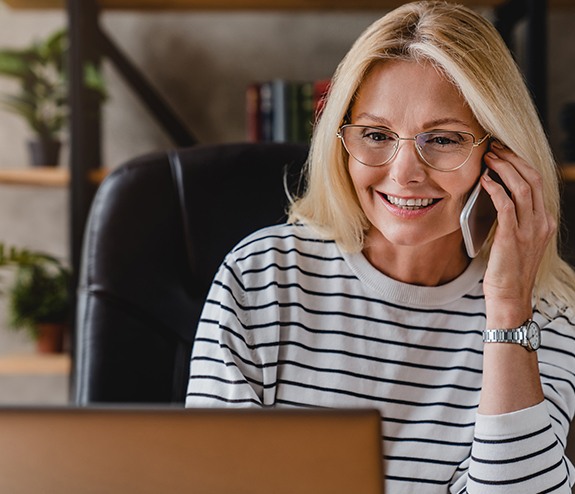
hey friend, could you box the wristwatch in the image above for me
[483,319,541,352]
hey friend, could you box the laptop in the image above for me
[0,406,384,494]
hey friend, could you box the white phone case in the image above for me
[459,169,498,258]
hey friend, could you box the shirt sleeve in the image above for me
[461,308,575,493]
[185,254,265,408]
[466,402,573,492]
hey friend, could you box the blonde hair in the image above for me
[289,0,575,308]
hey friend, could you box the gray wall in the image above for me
[0,4,573,354]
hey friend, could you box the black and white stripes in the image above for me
[186,223,575,493]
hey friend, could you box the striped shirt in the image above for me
[186,223,575,493]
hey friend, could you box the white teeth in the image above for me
[386,195,435,209]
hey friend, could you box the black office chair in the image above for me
[73,142,309,405]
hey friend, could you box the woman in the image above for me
[186,2,575,492]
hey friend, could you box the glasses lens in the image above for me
[340,126,397,166]
[415,131,475,171]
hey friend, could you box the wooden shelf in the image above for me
[0,168,68,187]
[0,167,108,187]
[2,0,518,10]
[561,164,575,183]
[0,353,70,375]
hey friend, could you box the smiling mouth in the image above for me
[385,194,439,211]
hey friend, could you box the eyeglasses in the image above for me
[337,124,491,172]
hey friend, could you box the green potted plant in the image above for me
[0,244,71,353]
[0,28,106,167]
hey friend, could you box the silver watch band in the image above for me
[482,328,525,344]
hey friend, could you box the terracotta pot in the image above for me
[35,323,66,354]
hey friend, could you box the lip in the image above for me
[377,192,442,218]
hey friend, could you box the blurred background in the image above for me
[0,1,573,404]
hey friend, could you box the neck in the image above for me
[362,230,470,286]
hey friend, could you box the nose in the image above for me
[387,138,427,185]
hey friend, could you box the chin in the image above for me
[367,224,462,251]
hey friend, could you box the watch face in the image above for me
[526,320,541,351]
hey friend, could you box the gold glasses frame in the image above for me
[337,124,491,172]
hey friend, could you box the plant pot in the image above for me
[27,139,61,167]
[35,322,66,354]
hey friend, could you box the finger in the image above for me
[484,151,545,230]
[488,144,536,189]
[483,151,530,224]
[480,163,518,231]
[488,145,549,221]
[484,149,555,246]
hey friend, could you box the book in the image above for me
[259,81,274,142]
[246,82,262,143]
[246,78,331,144]
[272,79,289,143]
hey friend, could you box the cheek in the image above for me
[448,160,483,206]
[453,183,473,209]
[348,159,383,193]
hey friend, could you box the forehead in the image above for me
[351,60,478,131]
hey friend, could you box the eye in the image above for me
[426,133,461,146]
[418,132,471,152]
[434,136,456,145]
[361,128,395,144]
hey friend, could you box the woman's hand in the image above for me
[481,142,556,326]
[478,142,553,415]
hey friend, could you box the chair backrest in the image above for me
[73,142,309,405]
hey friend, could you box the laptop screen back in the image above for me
[0,407,383,494]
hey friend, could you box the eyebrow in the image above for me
[354,113,474,130]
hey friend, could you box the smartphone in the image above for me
[459,168,502,258]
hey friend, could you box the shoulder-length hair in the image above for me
[289,0,575,306]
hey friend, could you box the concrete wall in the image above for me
[0,4,573,358]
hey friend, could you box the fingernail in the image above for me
[485,151,498,160]
[491,141,504,149]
